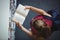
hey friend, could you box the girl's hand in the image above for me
[12,20,23,29]
[16,22,20,27]
[24,6,31,9]
[15,22,23,29]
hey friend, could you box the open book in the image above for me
[12,4,30,24]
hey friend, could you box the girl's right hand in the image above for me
[24,6,31,9]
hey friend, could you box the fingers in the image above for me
[12,19,20,25]
[24,6,31,9]
[12,19,18,23]
[11,19,23,29]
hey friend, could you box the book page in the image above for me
[16,4,30,17]
[12,4,30,24]
[13,12,25,24]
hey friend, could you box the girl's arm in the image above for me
[13,20,33,37]
[25,6,52,17]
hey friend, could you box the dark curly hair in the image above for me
[32,19,51,38]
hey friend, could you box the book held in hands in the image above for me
[12,4,30,24]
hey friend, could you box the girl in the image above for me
[14,6,53,40]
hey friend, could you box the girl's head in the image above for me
[33,19,47,28]
[32,19,51,38]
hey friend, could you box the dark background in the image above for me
[15,0,60,40]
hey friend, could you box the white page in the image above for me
[13,12,25,24]
[16,4,30,17]
[12,4,30,24]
